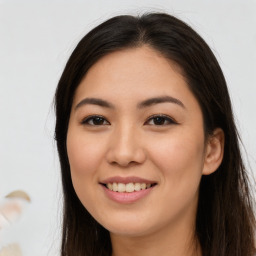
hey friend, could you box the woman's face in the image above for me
[67,46,212,237]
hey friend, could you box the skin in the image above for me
[67,46,224,256]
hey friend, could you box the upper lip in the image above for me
[100,176,157,184]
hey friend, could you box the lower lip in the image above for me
[101,185,154,204]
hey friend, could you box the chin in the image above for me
[99,217,156,238]
[108,226,151,237]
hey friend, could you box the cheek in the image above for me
[66,132,105,178]
[148,130,205,192]
[66,130,105,213]
[146,132,205,223]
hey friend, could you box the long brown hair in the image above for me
[54,13,256,256]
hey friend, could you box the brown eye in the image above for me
[145,115,177,126]
[82,116,110,126]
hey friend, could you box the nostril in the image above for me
[106,144,146,167]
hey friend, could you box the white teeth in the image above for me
[141,183,146,190]
[106,182,153,193]
[117,183,126,192]
[107,183,113,191]
[125,183,134,192]
[112,182,118,192]
[134,183,141,191]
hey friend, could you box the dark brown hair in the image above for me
[55,13,256,256]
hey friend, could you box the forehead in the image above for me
[72,46,198,111]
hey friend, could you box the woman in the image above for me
[54,13,256,256]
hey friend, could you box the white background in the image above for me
[0,1,255,255]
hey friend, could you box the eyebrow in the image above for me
[75,98,115,110]
[75,96,185,110]
[137,96,185,109]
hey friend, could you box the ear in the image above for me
[202,128,225,175]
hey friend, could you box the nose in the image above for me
[106,125,146,167]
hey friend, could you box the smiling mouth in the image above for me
[101,182,157,193]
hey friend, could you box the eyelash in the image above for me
[81,114,177,126]
[81,115,110,126]
[145,114,177,125]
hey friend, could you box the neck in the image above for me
[110,219,202,256]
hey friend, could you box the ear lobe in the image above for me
[202,128,225,175]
